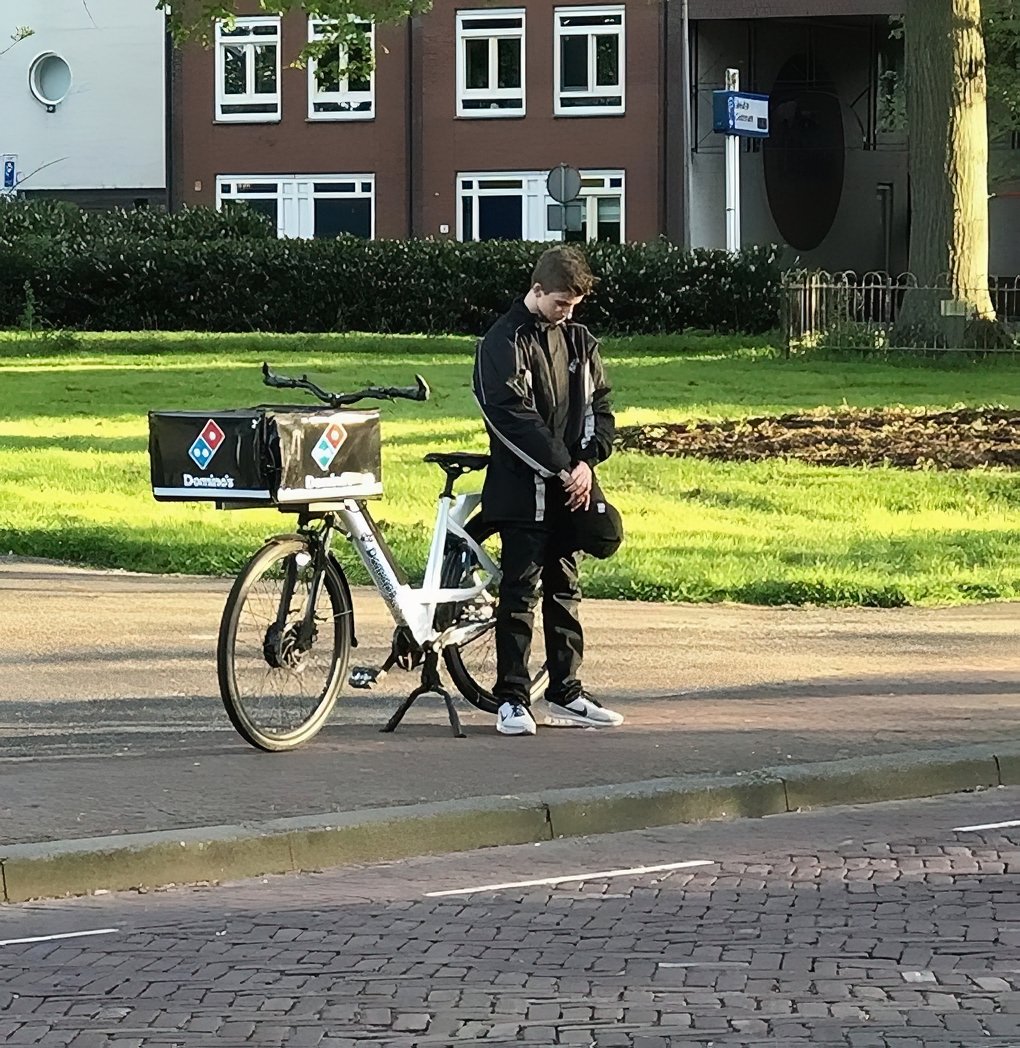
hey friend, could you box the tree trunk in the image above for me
[904,0,994,322]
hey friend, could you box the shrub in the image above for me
[0,200,781,336]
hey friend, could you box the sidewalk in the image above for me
[2,557,1020,902]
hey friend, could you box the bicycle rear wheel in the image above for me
[439,516,549,715]
[218,536,353,751]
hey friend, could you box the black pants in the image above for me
[493,519,583,708]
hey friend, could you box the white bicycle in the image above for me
[217,364,549,751]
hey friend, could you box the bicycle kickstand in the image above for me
[381,648,466,738]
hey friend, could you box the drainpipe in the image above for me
[680,0,693,249]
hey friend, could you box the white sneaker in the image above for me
[496,701,537,736]
[543,693,624,728]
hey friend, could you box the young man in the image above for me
[472,245,624,736]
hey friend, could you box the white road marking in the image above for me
[953,818,1020,832]
[424,860,714,897]
[0,928,119,947]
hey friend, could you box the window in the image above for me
[308,19,375,120]
[457,169,625,242]
[215,17,281,122]
[459,176,526,239]
[554,5,624,116]
[28,52,72,108]
[456,9,525,117]
[876,16,905,136]
[218,176,375,239]
[563,173,625,243]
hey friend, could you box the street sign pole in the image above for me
[546,163,583,243]
[724,68,741,253]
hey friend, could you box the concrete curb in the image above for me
[4,742,1020,904]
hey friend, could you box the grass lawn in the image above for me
[2,329,1020,607]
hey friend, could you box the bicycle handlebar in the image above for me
[262,362,430,408]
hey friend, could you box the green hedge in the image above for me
[0,200,781,336]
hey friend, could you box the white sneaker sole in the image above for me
[496,721,537,736]
[542,707,624,729]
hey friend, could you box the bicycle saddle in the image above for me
[423,452,490,474]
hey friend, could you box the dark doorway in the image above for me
[763,55,845,251]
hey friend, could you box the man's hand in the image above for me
[562,461,593,511]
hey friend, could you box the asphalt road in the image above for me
[4,558,1020,761]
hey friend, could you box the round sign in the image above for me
[546,164,582,203]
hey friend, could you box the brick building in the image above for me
[169,0,1015,276]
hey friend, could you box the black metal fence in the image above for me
[782,270,1020,354]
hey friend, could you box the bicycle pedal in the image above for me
[349,666,386,689]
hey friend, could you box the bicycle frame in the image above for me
[327,490,499,651]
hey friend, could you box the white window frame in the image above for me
[457,174,527,240]
[553,5,625,117]
[308,19,375,121]
[456,169,625,242]
[217,175,376,240]
[215,16,281,123]
[572,171,625,242]
[456,9,526,118]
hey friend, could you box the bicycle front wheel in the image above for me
[440,515,549,715]
[218,536,353,751]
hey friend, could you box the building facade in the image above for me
[171,0,663,244]
[1,0,166,207]
[169,0,1015,277]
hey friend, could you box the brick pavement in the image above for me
[3,797,1020,1046]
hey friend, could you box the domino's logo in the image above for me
[312,421,347,471]
[188,419,226,470]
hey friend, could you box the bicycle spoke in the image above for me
[219,541,352,750]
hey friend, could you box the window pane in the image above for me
[314,198,371,239]
[465,38,489,90]
[560,14,620,28]
[477,195,522,240]
[220,24,252,38]
[226,198,278,227]
[253,45,276,93]
[221,102,278,114]
[595,35,618,86]
[497,38,521,89]
[348,31,372,92]
[596,196,621,241]
[313,49,342,93]
[561,36,588,90]
[314,182,357,192]
[462,17,522,30]
[252,24,278,36]
[462,98,523,110]
[462,196,474,238]
[223,46,246,95]
[232,182,278,193]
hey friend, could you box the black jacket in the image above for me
[473,298,615,524]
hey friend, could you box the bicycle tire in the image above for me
[440,515,549,715]
[218,536,353,751]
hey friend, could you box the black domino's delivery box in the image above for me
[148,406,382,506]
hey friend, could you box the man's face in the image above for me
[533,285,584,325]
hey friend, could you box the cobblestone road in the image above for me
[3,789,1020,1046]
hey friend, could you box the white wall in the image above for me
[0,0,165,191]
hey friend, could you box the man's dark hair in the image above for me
[531,245,597,296]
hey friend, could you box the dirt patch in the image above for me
[616,407,1020,470]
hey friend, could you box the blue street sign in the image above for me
[2,156,16,190]
[712,91,770,139]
